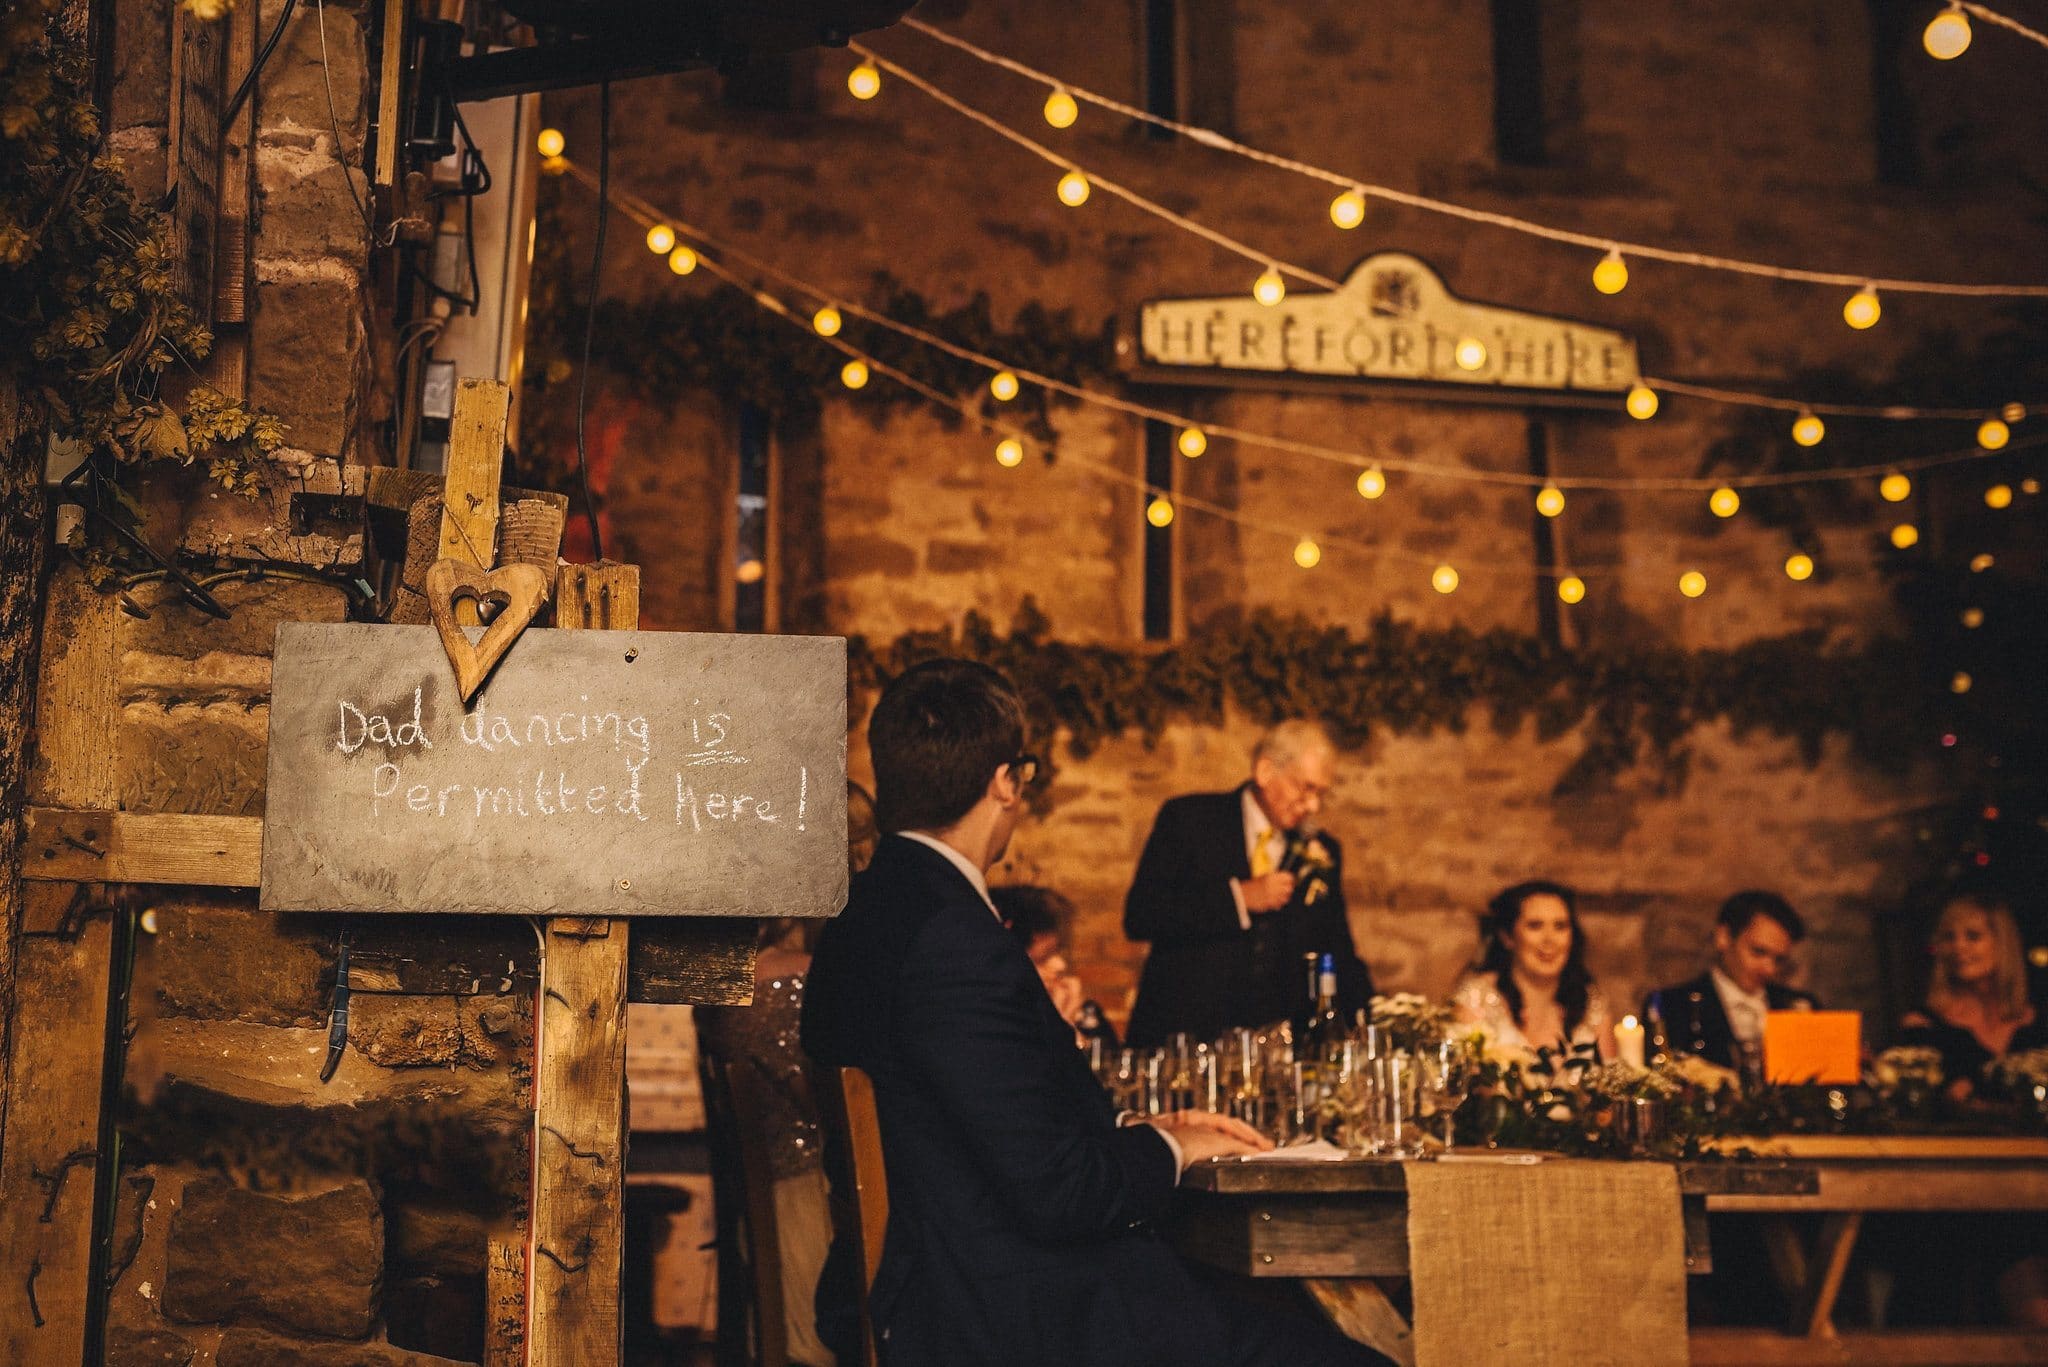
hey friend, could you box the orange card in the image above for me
[1763,1010,1861,1085]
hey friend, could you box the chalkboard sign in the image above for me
[260,624,848,918]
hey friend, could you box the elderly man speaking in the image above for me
[1124,720,1374,1047]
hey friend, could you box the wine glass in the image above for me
[1422,1038,1473,1150]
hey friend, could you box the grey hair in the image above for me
[1252,719,1335,771]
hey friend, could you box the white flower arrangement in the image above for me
[1989,1047,2048,1094]
[1868,1045,1945,1095]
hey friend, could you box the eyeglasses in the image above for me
[1006,753,1040,786]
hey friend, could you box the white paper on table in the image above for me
[1235,1138,1351,1162]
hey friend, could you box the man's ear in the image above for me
[988,763,1022,809]
[1711,925,1732,957]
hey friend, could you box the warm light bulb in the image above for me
[1962,607,1985,629]
[1977,418,2010,450]
[989,370,1019,402]
[1294,538,1322,569]
[667,246,698,276]
[1951,671,1973,695]
[1253,268,1286,306]
[1056,169,1091,207]
[1043,87,1079,129]
[1454,338,1487,371]
[1625,385,1659,420]
[1843,287,1881,330]
[535,127,565,158]
[1329,188,1367,230]
[2001,401,2025,423]
[1177,427,1208,459]
[1535,486,1565,518]
[1985,483,2014,509]
[1146,496,1175,527]
[1970,553,1995,572]
[995,438,1024,467]
[1709,486,1740,518]
[1891,523,1920,549]
[2026,479,2042,495]
[812,306,842,337]
[645,223,676,255]
[840,359,870,390]
[735,558,765,585]
[1924,6,1972,59]
[1431,564,1460,594]
[1557,576,1586,604]
[1592,250,1628,295]
[1356,466,1386,500]
[1785,553,1815,581]
[1679,570,1707,598]
[1879,472,1911,502]
[1792,411,1825,447]
[847,61,882,99]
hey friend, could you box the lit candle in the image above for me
[1616,1014,1646,1069]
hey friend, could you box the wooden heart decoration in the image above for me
[424,558,550,703]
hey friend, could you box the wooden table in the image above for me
[1170,1155,1815,1365]
[1691,1134,2048,1366]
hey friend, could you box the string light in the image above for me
[1978,418,2011,450]
[812,306,842,337]
[1951,671,1974,694]
[645,223,676,255]
[1679,570,1707,598]
[1792,411,1826,447]
[1454,338,1487,371]
[1177,427,1208,458]
[1971,553,1995,572]
[1891,523,1920,549]
[840,358,870,390]
[1329,188,1367,230]
[1356,466,1387,499]
[1294,538,1322,569]
[736,559,765,585]
[535,128,565,158]
[1625,385,1659,420]
[1843,287,1882,330]
[1253,268,1287,306]
[2026,478,2042,495]
[666,245,698,275]
[1043,87,1078,128]
[1962,607,1985,628]
[1535,486,1565,518]
[989,370,1020,401]
[1880,473,1912,502]
[1557,576,1586,604]
[995,437,1024,467]
[1592,250,1628,295]
[847,61,882,100]
[1056,169,1090,206]
[1432,564,1460,594]
[1709,486,1741,518]
[1146,495,1175,527]
[1925,5,1973,58]
[1985,483,2014,508]
[1785,553,1815,581]
[2003,401,2025,422]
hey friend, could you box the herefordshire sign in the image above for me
[260,623,848,918]
[1137,252,1638,395]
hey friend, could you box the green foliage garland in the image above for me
[850,600,1925,795]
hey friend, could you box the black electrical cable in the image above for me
[572,81,610,562]
[220,0,299,133]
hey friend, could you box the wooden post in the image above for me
[527,563,637,1366]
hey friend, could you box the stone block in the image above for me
[106,1327,198,1367]
[349,994,464,1068]
[163,1177,382,1338]
[926,539,1002,574]
[111,0,174,135]
[119,701,270,817]
[250,272,362,457]
[830,534,917,578]
[387,1203,488,1277]
[146,900,331,1028]
[123,574,351,659]
[257,136,371,268]
[216,1327,472,1367]
[259,3,368,140]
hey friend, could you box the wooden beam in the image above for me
[439,380,510,625]
[1691,1329,2048,1366]
[1305,1280,1415,1367]
[527,562,638,1367]
[23,808,262,886]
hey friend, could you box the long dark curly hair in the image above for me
[1478,880,1594,1039]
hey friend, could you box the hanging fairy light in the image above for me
[1879,472,1912,502]
[1252,268,1286,306]
[1792,411,1826,446]
[1177,427,1208,458]
[1592,250,1629,295]
[1329,188,1367,230]
[1557,576,1586,604]
[847,61,882,99]
[1043,87,1079,129]
[1843,286,1882,330]
[1453,338,1488,371]
[1056,169,1091,206]
[1951,671,1974,695]
[1294,537,1322,569]
[1978,418,2011,450]
[1784,553,1815,581]
[1709,486,1741,518]
[1146,496,1175,527]
[535,127,566,157]
[1970,553,1995,572]
[2002,401,2025,423]
[812,306,843,337]
[995,437,1024,467]
[1625,385,1659,420]
[1962,607,1985,629]
[840,359,870,390]
[1678,570,1707,598]
[1985,483,2014,509]
[1535,486,1565,518]
[666,246,698,276]
[1891,523,1920,549]
[1431,564,1459,594]
[989,370,1020,402]
[1924,4,1973,59]
[645,223,676,255]
[1356,466,1387,499]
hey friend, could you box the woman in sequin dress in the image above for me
[1450,880,1616,1061]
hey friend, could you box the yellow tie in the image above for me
[1250,835,1274,878]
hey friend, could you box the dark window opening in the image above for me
[735,403,771,632]
[1491,0,1547,167]
[1143,419,1175,640]
[1142,0,1180,140]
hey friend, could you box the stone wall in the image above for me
[535,0,2047,1028]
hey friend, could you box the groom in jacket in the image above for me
[803,660,1388,1367]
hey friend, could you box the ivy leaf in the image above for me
[132,405,189,462]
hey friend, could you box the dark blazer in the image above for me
[1123,786,1373,1049]
[802,835,1220,1367]
[1643,971,1820,1071]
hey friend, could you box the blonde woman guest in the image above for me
[1452,880,1617,1060]
[1898,894,2047,1098]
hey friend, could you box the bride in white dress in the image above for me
[1451,880,1616,1061]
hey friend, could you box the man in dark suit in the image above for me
[1124,721,1374,1048]
[804,661,1389,1367]
[1644,890,1821,1074]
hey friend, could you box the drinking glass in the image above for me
[1421,1038,1472,1150]
[1371,1054,1420,1157]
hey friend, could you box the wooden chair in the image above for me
[698,1052,790,1367]
[818,1065,890,1367]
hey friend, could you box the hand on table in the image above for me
[1146,1108,1274,1162]
[1240,871,1298,914]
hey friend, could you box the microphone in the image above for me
[1278,818,1319,876]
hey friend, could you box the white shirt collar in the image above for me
[1710,966,1769,1028]
[897,831,999,918]
[1241,787,1281,863]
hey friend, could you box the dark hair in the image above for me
[1479,880,1593,1038]
[867,659,1026,834]
[992,884,1073,948]
[1717,890,1805,943]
